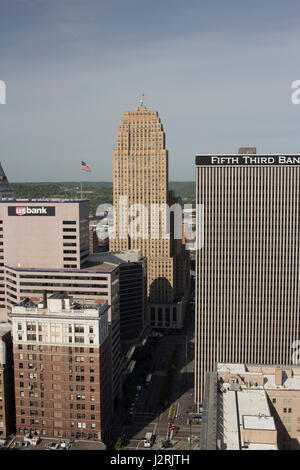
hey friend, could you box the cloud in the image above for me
[0,1,300,181]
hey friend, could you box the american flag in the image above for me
[81,161,91,173]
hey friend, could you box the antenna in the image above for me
[139,94,147,106]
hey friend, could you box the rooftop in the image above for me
[237,388,271,418]
[217,363,300,391]
[196,153,300,157]
[6,436,106,451]
[219,387,276,450]
[243,415,276,431]
[247,443,278,450]
[84,261,118,273]
[89,250,144,266]
[11,296,109,319]
[0,198,89,203]
[6,260,118,274]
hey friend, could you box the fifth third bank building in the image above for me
[195,149,300,408]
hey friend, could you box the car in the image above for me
[169,425,180,431]
[150,332,159,338]
[150,331,164,338]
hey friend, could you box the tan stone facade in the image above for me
[110,106,189,328]
[214,364,300,450]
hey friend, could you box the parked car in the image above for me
[150,332,164,338]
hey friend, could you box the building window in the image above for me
[75,337,84,343]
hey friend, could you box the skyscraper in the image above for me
[110,104,189,329]
[195,150,300,408]
[0,163,14,199]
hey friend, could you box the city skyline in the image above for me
[0,0,299,453]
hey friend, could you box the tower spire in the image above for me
[0,162,14,199]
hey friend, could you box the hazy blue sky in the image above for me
[0,0,300,181]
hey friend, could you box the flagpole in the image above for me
[80,161,91,198]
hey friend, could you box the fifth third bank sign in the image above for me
[195,155,300,165]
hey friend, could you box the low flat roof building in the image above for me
[201,363,300,450]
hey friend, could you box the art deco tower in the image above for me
[110,103,189,328]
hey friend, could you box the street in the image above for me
[109,300,200,450]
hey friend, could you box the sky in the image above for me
[0,0,300,182]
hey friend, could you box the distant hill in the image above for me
[59,181,113,188]
[169,181,195,202]
[12,181,113,188]
[10,181,195,214]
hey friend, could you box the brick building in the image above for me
[11,294,112,442]
[0,324,15,441]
